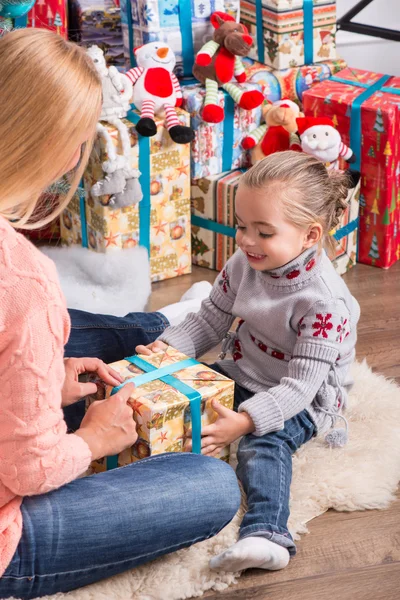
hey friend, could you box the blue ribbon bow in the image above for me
[328,74,400,173]
[106,355,203,469]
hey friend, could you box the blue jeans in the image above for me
[0,311,241,599]
[210,363,316,556]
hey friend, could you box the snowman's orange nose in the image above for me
[157,47,169,59]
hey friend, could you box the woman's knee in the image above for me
[188,454,241,521]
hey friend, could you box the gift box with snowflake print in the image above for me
[86,346,234,472]
[120,0,239,76]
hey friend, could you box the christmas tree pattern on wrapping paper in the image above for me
[373,108,385,151]
[369,234,380,265]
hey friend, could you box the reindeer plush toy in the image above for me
[193,11,264,123]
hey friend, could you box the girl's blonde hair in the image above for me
[241,151,351,254]
[0,28,102,229]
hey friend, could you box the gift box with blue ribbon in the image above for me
[60,108,192,282]
[240,0,336,71]
[191,169,360,276]
[243,56,346,105]
[119,0,239,77]
[86,346,234,471]
[303,67,400,269]
[181,81,264,180]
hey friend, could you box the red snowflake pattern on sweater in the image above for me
[219,268,230,294]
[312,313,333,338]
[336,318,350,343]
[232,338,243,362]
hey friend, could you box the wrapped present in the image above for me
[191,169,360,275]
[240,0,336,71]
[27,0,68,38]
[20,221,61,244]
[182,82,263,180]
[68,0,125,67]
[119,0,239,77]
[61,109,192,282]
[86,347,235,471]
[302,67,400,269]
[243,56,346,105]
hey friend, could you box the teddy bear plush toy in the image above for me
[87,46,143,209]
[242,98,304,164]
[124,42,195,144]
[192,11,264,124]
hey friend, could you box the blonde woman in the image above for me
[0,29,240,600]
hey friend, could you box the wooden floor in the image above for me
[149,262,400,600]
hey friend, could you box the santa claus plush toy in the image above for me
[295,117,356,171]
[124,42,195,145]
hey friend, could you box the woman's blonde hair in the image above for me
[0,28,102,229]
[241,151,351,254]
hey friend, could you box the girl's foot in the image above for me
[210,537,290,572]
[158,281,212,326]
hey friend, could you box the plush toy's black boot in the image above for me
[168,125,195,144]
[135,117,157,137]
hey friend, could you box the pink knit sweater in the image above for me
[0,217,92,576]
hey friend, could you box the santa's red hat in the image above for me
[296,117,335,136]
[320,30,333,43]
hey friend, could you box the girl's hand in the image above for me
[185,400,256,457]
[75,383,137,461]
[62,357,123,408]
[135,341,168,356]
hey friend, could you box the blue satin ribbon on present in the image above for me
[328,74,396,173]
[78,184,88,249]
[178,0,195,77]
[107,355,203,469]
[256,0,314,65]
[192,212,357,243]
[127,107,151,253]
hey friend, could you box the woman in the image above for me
[0,28,240,600]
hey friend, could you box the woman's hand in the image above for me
[135,340,168,356]
[185,400,256,457]
[62,357,124,408]
[75,383,138,461]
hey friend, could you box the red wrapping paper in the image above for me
[302,67,400,269]
[27,0,68,39]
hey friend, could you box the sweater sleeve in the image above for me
[0,294,92,498]
[238,300,350,436]
[158,256,239,358]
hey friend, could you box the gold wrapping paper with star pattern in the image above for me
[60,109,192,282]
[86,346,235,473]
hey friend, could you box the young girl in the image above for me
[0,29,240,599]
[138,151,360,572]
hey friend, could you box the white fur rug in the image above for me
[10,361,400,600]
[41,246,151,316]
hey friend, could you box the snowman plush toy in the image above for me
[124,42,195,144]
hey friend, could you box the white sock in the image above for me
[158,281,212,327]
[210,537,290,572]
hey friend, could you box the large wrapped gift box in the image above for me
[68,0,124,67]
[240,0,336,71]
[86,347,235,472]
[60,110,192,282]
[302,68,400,269]
[120,0,239,77]
[244,56,346,104]
[182,82,263,180]
[27,0,68,38]
[191,169,360,276]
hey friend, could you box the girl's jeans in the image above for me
[210,363,317,556]
[0,310,241,599]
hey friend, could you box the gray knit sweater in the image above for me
[159,248,360,437]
